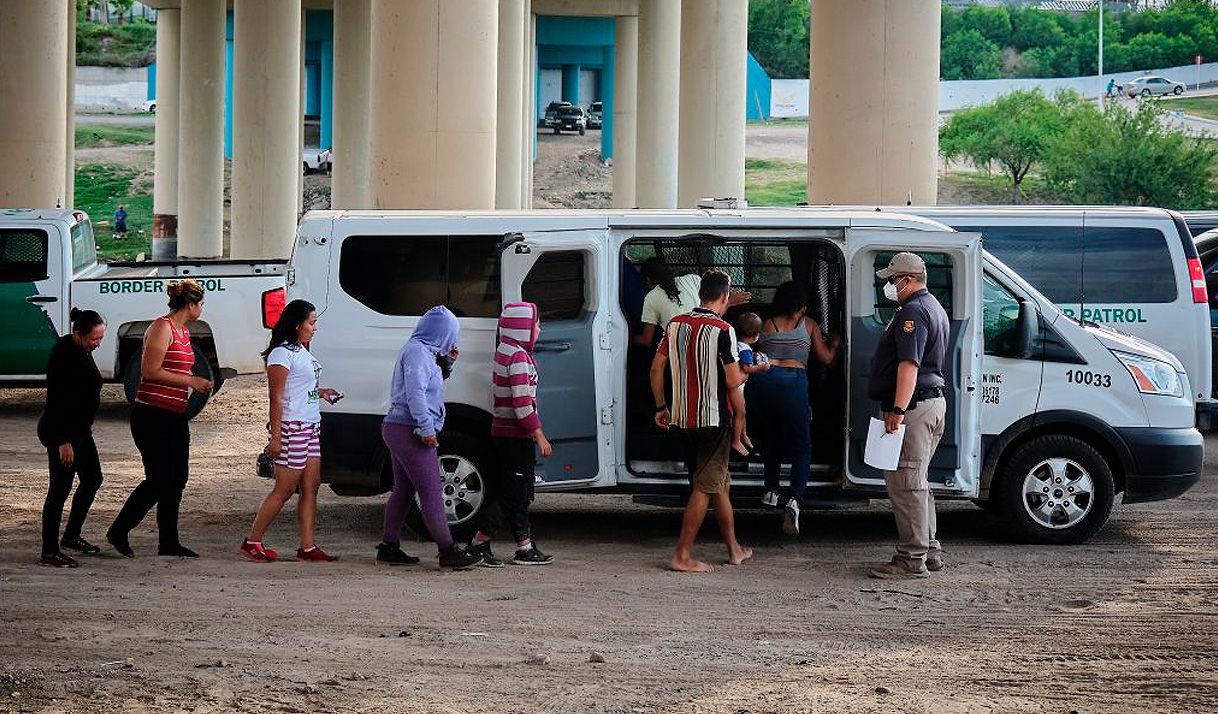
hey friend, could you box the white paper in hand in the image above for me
[864,417,906,471]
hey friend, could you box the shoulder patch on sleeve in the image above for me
[903,320,915,333]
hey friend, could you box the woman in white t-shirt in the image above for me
[240,300,343,563]
[634,258,752,346]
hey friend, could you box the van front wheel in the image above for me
[404,431,492,543]
[997,435,1115,545]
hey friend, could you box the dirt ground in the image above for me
[1,374,1216,713]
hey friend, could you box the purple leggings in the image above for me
[381,422,454,551]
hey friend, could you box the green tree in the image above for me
[960,6,1012,48]
[747,0,809,78]
[941,29,1003,80]
[1010,9,1066,51]
[1015,45,1077,79]
[940,90,1067,203]
[1043,100,1218,209]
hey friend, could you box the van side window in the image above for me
[70,222,97,274]
[872,251,953,322]
[983,273,1022,357]
[523,251,586,320]
[1082,227,1175,303]
[959,225,1083,305]
[0,229,49,282]
[339,235,500,317]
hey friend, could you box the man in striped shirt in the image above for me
[651,270,753,573]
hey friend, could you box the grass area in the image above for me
[75,163,153,261]
[939,171,1061,205]
[746,117,808,127]
[77,20,156,67]
[744,156,1065,206]
[744,157,807,205]
[75,124,155,148]
[1164,95,1218,121]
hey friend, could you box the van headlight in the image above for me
[1114,351,1183,397]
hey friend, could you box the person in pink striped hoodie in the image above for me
[467,302,554,567]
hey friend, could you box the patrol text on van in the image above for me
[289,209,1203,545]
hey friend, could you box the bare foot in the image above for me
[669,556,714,573]
[727,546,753,566]
[731,439,749,457]
[742,433,754,451]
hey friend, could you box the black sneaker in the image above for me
[61,536,101,554]
[512,543,554,566]
[437,545,482,569]
[40,552,80,568]
[158,544,199,558]
[106,528,134,558]
[376,542,421,566]
[467,541,504,568]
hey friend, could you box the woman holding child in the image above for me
[745,281,841,536]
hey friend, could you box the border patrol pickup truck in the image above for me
[0,209,286,409]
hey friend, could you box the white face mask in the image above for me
[883,279,901,303]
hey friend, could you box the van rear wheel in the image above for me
[997,435,1115,545]
[404,431,492,543]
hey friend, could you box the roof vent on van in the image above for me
[696,197,749,210]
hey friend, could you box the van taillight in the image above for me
[1188,258,1207,304]
[262,287,286,329]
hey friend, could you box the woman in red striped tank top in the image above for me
[108,280,212,558]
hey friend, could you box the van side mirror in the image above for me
[1015,300,1039,359]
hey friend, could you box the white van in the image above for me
[288,209,1202,545]
[904,207,1215,428]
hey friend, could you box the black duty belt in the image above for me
[915,387,945,401]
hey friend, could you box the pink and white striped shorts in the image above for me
[273,421,321,470]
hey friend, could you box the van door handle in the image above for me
[535,341,571,352]
[26,295,58,303]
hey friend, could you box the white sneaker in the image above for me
[782,498,801,536]
[761,490,780,508]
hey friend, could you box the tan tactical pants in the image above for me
[883,396,947,568]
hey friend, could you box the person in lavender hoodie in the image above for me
[376,306,482,569]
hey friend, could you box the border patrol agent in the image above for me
[867,252,949,579]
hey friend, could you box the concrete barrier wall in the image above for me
[75,66,148,111]
[768,61,1218,117]
[940,60,1218,111]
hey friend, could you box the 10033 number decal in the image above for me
[1066,370,1111,388]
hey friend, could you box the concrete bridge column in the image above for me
[177,0,227,258]
[65,0,75,208]
[677,0,746,207]
[522,11,536,207]
[332,0,372,209]
[231,0,301,260]
[0,1,68,208]
[807,0,940,205]
[369,0,498,209]
[612,15,638,209]
[152,8,180,259]
[496,0,527,209]
[635,0,680,208]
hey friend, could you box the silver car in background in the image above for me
[1124,75,1186,97]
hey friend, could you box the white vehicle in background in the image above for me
[302,147,332,174]
[1124,75,1186,97]
[287,208,1202,545]
[0,208,287,417]
[906,206,1215,429]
